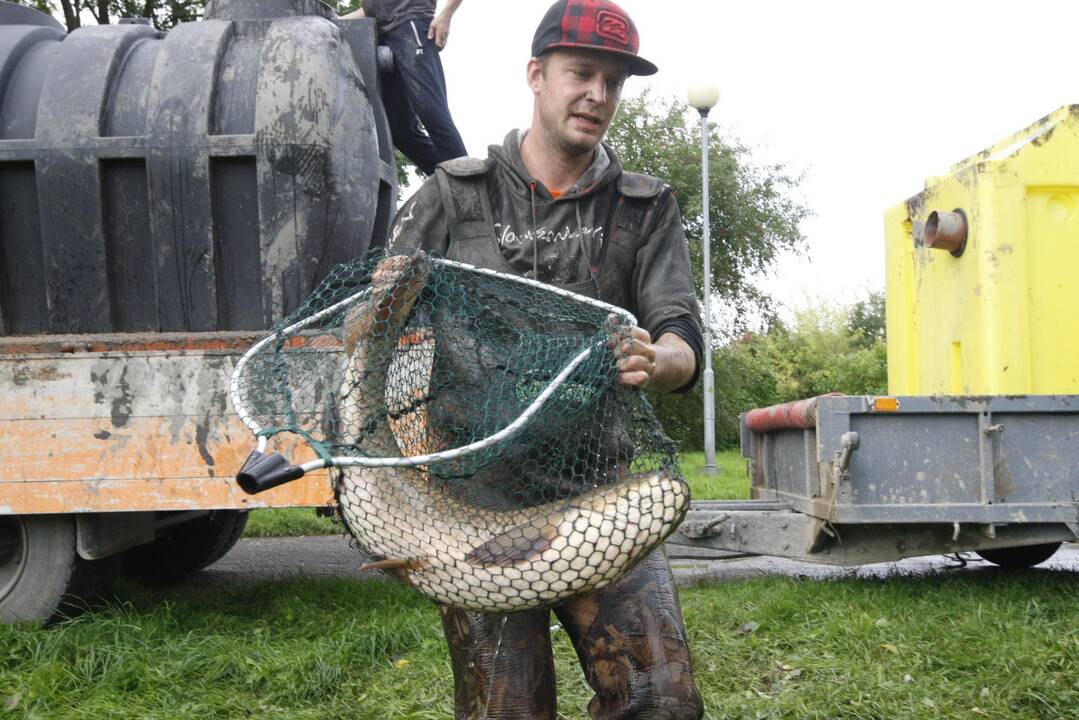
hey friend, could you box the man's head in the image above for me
[527,0,655,159]
[531,0,657,77]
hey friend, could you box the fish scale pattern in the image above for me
[233,249,690,611]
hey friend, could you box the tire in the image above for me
[0,514,120,625]
[123,510,249,582]
[976,542,1062,569]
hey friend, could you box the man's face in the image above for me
[529,48,629,158]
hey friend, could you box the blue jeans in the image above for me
[381,18,468,175]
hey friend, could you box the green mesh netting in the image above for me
[231,249,690,611]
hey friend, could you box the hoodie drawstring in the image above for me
[576,201,601,294]
[528,181,539,280]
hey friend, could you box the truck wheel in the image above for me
[976,542,1062,569]
[123,510,249,582]
[0,515,119,624]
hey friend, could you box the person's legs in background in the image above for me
[379,39,440,175]
[381,18,467,174]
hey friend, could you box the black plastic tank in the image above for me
[0,0,395,335]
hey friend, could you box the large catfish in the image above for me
[334,252,690,612]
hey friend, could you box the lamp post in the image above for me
[687,83,720,474]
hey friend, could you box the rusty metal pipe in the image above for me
[743,393,849,433]
[924,209,968,256]
[744,397,820,433]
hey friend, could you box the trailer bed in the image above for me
[669,395,1079,565]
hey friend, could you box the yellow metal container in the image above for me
[885,105,1079,395]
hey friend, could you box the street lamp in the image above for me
[687,82,719,474]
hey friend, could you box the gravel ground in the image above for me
[191,535,1079,587]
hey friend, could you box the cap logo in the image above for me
[595,10,629,45]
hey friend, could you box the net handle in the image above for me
[229,256,637,470]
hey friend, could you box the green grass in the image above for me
[243,450,750,539]
[1,570,1074,718]
[682,449,751,500]
[197,451,1075,717]
[244,507,339,538]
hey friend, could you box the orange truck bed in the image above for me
[0,332,330,515]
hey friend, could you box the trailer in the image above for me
[670,106,1079,567]
[0,0,396,622]
[669,393,1078,567]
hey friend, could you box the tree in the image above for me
[109,1,202,29]
[654,296,889,451]
[751,303,888,401]
[8,0,203,30]
[847,290,886,348]
[605,91,810,337]
[606,93,810,449]
[11,1,374,31]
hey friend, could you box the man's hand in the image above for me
[428,0,462,49]
[612,324,696,392]
[428,12,452,49]
[614,326,656,389]
[340,6,365,19]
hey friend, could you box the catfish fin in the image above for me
[359,557,423,574]
[466,523,560,567]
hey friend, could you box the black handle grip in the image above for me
[236,450,306,494]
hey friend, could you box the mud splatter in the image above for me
[111,367,134,427]
[11,364,66,387]
[90,365,134,426]
[195,418,216,473]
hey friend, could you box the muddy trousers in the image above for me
[439,549,704,720]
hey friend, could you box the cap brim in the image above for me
[538,42,658,76]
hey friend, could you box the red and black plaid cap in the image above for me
[531,0,658,76]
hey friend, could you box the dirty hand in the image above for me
[428,13,452,49]
[613,325,657,389]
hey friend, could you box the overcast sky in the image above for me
[433,0,1078,316]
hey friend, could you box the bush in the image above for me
[655,295,887,451]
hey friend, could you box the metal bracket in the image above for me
[680,513,730,539]
[76,512,156,560]
[832,431,860,484]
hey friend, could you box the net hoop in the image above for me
[229,257,637,472]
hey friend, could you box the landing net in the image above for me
[230,249,689,611]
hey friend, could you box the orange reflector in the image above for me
[872,396,901,412]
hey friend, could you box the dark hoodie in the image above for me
[389,130,702,390]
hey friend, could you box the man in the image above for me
[343,0,468,174]
[389,1,705,717]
